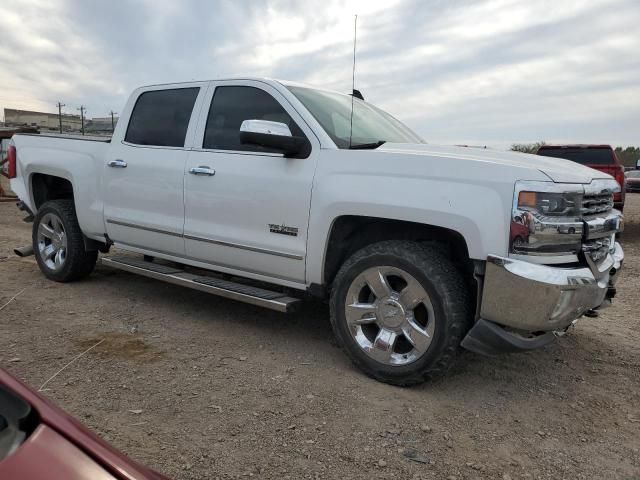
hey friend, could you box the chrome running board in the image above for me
[101,256,301,313]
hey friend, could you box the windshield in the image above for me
[626,170,640,178]
[287,86,424,149]
[538,147,614,165]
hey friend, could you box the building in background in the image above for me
[4,108,82,132]
[86,116,118,134]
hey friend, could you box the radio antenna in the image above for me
[349,14,357,148]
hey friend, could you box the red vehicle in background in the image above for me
[537,145,626,211]
[0,368,168,480]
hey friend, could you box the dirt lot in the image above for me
[1,177,639,480]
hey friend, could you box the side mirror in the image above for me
[239,120,310,158]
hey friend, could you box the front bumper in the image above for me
[480,242,623,332]
[461,243,623,355]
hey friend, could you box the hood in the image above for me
[377,143,612,184]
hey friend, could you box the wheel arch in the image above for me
[30,174,107,252]
[30,173,74,210]
[321,215,472,288]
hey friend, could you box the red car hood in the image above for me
[0,369,169,480]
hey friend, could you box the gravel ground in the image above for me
[1,176,639,480]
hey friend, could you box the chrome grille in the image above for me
[581,193,613,215]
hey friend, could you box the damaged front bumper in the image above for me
[462,242,623,356]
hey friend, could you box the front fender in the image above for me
[305,171,512,285]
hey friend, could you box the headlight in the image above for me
[517,190,582,217]
[510,181,584,258]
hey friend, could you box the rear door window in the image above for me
[538,148,614,165]
[125,88,199,147]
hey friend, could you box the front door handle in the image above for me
[108,159,127,168]
[189,166,216,176]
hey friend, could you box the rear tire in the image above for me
[330,241,471,386]
[32,200,98,282]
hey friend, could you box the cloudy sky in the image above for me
[1,0,638,147]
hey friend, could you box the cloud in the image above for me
[0,0,638,147]
[0,0,119,115]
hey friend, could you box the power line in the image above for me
[77,105,86,136]
[109,110,118,133]
[56,101,65,133]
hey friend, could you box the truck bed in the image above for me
[14,133,111,143]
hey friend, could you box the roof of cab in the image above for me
[136,77,347,96]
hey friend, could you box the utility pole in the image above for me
[77,105,86,135]
[109,110,117,133]
[56,101,65,133]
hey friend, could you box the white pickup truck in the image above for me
[6,78,624,385]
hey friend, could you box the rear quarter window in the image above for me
[125,88,199,147]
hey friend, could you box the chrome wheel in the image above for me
[345,266,436,366]
[37,212,67,272]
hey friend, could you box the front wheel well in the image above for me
[323,216,472,287]
[31,173,74,210]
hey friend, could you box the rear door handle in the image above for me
[108,159,127,168]
[189,166,216,176]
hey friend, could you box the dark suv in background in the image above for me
[537,145,626,211]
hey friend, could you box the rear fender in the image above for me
[16,145,105,238]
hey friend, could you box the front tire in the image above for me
[32,200,98,282]
[330,241,471,386]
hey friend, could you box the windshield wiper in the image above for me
[349,140,386,150]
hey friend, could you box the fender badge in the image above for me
[269,223,298,237]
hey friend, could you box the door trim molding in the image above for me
[106,219,182,237]
[113,241,303,284]
[106,219,304,260]
[184,234,303,260]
